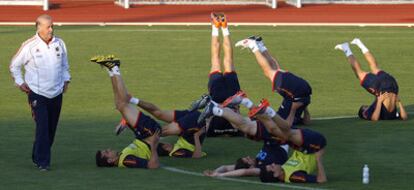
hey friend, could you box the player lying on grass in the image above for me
[199,92,291,178]
[203,150,285,178]
[91,55,207,169]
[96,129,160,169]
[114,98,208,158]
[250,100,327,183]
[202,100,288,177]
[235,36,311,126]
[335,38,407,121]
[199,95,327,183]
[189,12,243,137]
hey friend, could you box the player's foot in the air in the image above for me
[235,37,259,52]
[221,91,247,107]
[211,12,223,28]
[248,35,262,42]
[189,94,211,112]
[90,55,121,69]
[220,14,228,28]
[197,101,215,124]
[115,118,128,136]
[248,98,270,118]
[350,38,362,46]
[249,35,265,47]
[334,42,349,51]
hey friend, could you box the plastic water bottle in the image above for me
[362,164,369,184]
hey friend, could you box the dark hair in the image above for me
[157,143,170,157]
[259,167,280,183]
[95,151,115,167]
[234,158,250,170]
[358,105,367,119]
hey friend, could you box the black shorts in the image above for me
[206,116,243,137]
[289,128,326,154]
[207,71,242,137]
[174,110,202,134]
[361,71,399,96]
[133,112,162,139]
[272,71,312,100]
[174,110,206,144]
[277,97,310,125]
[208,71,241,103]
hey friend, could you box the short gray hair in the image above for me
[35,14,52,29]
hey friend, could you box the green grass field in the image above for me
[0,25,413,190]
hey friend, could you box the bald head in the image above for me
[35,14,54,43]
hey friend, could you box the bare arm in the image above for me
[214,165,235,173]
[192,127,205,158]
[204,165,235,176]
[147,131,160,169]
[397,97,408,120]
[302,107,311,125]
[370,93,387,121]
[315,149,327,183]
[217,168,260,177]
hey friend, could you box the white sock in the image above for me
[212,106,223,116]
[111,66,121,76]
[241,98,253,109]
[129,97,140,105]
[336,43,353,57]
[265,107,276,118]
[257,41,267,53]
[351,39,369,54]
[107,69,114,77]
[212,25,219,37]
[221,27,230,36]
[249,42,259,53]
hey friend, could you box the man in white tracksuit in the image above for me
[9,14,71,171]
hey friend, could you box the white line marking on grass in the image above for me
[313,111,413,121]
[163,112,414,189]
[313,115,356,120]
[162,166,328,190]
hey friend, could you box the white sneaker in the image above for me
[334,42,349,51]
[350,38,362,45]
[235,38,259,52]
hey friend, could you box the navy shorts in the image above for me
[277,97,310,125]
[174,110,203,134]
[361,71,399,96]
[133,112,162,139]
[289,128,326,154]
[272,71,312,100]
[208,71,241,103]
[174,110,206,144]
[256,143,288,167]
[206,116,243,137]
[363,99,400,120]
